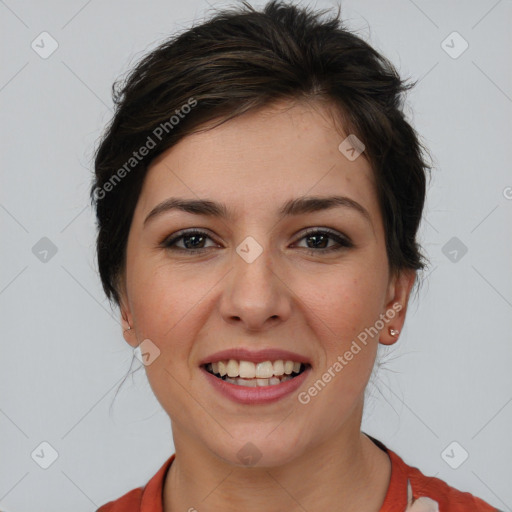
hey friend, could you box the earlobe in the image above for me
[379,314,403,346]
[119,294,138,347]
[121,314,138,347]
[120,318,132,341]
[379,269,416,346]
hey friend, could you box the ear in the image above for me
[379,269,416,346]
[119,287,138,348]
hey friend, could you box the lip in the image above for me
[200,365,312,405]
[198,347,312,366]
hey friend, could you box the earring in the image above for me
[389,328,399,337]
[124,325,132,332]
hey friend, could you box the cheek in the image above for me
[299,271,381,421]
[295,261,386,404]
[126,261,195,360]
[300,264,386,344]
[127,264,203,412]
[129,258,203,327]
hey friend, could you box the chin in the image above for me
[209,428,308,469]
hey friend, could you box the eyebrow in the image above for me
[143,195,372,227]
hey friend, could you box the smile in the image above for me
[203,359,309,387]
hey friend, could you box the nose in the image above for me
[219,243,292,332]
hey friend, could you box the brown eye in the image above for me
[160,227,353,256]
[161,230,218,253]
[294,228,353,255]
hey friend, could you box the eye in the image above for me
[293,228,353,255]
[160,227,353,255]
[160,229,219,253]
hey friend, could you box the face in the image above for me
[119,99,414,467]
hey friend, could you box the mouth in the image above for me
[201,360,311,387]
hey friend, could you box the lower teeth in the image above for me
[204,364,307,387]
[224,375,294,387]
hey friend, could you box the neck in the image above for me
[163,411,391,511]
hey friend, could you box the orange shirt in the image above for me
[97,437,498,511]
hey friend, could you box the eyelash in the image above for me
[159,227,354,256]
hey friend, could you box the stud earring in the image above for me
[389,328,399,337]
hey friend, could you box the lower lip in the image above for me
[200,366,312,405]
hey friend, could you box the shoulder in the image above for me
[391,449,497,511]
[407,466,496,511]
[96,487,143,512]
[366,435,498,512]
[95,454,175,512]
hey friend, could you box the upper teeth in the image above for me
[207,360,303,379]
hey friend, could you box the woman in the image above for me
[92,1,499,510]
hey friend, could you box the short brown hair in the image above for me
[91,0,430,308]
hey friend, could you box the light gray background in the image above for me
[1,0,511,510]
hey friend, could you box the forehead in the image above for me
[136,100,378,221]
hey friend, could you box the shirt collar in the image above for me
[140,453,175,512]
[138,437,407,511]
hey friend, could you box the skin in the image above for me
[118,98,416,512]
